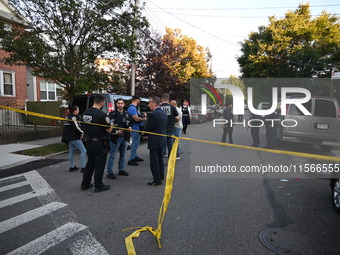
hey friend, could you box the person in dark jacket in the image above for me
[144,96,168,186]
[106,98,132,179]
[221,102,234,144]
[180,100,191,135]
[264,107,279,149]
[62,105,87,172]
[81,94,114,193]
[247,113,262,147]
[160,93,179,157]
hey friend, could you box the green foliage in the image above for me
[19,143,68,156]
[135,28,212,101]
[219,75,245,105]
[0,0,148,99]
[237,4,340,78]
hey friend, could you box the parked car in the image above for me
[191,109,206,124]
[206,107,214,121]
[331,178,340,214]
[276,96,340,151]
[257,102,270,110]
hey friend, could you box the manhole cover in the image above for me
[259,228,324,255]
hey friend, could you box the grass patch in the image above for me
[19,143,68,156]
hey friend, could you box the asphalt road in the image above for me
[1,120,340,255]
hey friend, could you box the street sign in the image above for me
[331,72,340,79]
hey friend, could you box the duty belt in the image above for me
[86,136,104,141]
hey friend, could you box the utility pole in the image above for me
[130,0,139,96]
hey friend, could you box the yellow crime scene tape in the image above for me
[1,104,340,255]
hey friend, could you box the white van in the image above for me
[277,96,340,151]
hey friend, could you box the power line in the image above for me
[148,0,239,47]
[147,10,340,19]
[142,7,164,33]
[143,3,165,32]
[147,4,340,11]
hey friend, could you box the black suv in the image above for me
[69,93,150,115]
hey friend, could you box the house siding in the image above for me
[0,48,28,109]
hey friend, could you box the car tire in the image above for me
[321,145,332,152]
[331,178,340,214]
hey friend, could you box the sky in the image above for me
[141,0,340,78]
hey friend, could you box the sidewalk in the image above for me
[0,136,62,170]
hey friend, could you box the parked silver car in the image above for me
[277,96,340,151]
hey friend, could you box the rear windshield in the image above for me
[71,96,87,114]
[314,99,337,118]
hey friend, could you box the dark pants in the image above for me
[251,127,260,147]
[221,126,233,143]
[182,116,189,134]
[265,127,277,148]
[150,147,165,184]
[81,140,108,188]
[238,115,243,122]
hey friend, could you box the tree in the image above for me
[219,75,245,105]
[237,4,340,78]
[135,27,212,100]
[0,0,147,99]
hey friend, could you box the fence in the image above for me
[0,100,65,144]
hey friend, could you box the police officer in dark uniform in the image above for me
[264,106,279,149]
[221,102,234,144]
[81,94,113,193]
[181,100,191,135]
[247,113,262,147]
[106,98,132,179]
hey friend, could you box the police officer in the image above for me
[247,113,262,147]
[264,105,279,149]
[106,98,132,179]
[160,93,179,157]
[180,100,191,135]
[81,94,113,193]
[221,102,234,144]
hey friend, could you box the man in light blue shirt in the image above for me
[127,95,147,166]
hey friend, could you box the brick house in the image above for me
[0,0,62,109]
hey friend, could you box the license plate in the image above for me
[316,123,329,130]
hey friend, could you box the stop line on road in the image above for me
[0,170,109,255]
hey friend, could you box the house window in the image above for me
[40,81,63,101]
[0,71,15,96]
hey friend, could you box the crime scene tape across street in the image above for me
[1,105,340,255]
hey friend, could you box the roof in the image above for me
[0,0,28,26]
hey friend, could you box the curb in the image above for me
[0,150,68,171]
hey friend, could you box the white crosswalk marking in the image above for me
[0,202,67,234]
[70,233,110,255]
[7,222,87,255]
[0,180,29,192]
[0,187,54,209]
[0,170,109,254]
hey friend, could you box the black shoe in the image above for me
[80,183,93,190]
[128,160,139,166]
[81,167,86,173]
[106,172,117,179]
[69,166,79,172]
[94,185,110,193]
[147,182,162,186]
[118,170,129,176]
[134,157,144,162]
